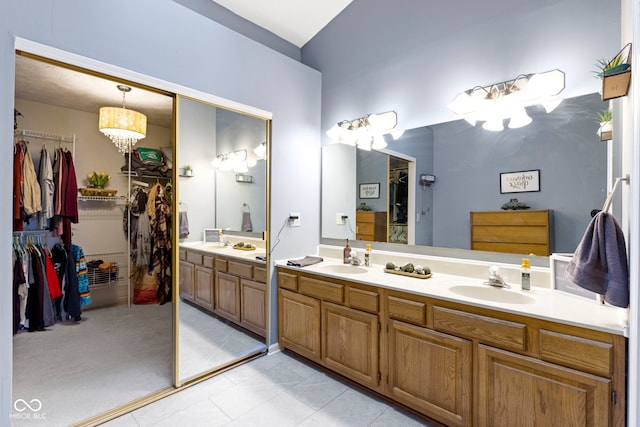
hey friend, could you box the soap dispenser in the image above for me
[364,244,372,267]
[521,258,531,290]
[343,239,351,264]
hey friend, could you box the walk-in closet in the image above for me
[11,51,270,426]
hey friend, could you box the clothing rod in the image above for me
[601,174,630,213]
[15,129,76,144]
[12,230,53,235]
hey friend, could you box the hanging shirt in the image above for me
[22,140,42,217]
[38,146,55,229]
[13,141,25,231]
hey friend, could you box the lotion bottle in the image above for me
[521,258,531,291]
[343,239,351,264]
[364,244,372,267]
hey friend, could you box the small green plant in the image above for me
[596,110,612,123]
[594,54,625,78]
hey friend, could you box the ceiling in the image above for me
[14,2,350,127]
[211,0,352,47]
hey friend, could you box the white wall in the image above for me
[0,0,321,421]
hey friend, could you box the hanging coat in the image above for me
[22,140,42,217]
[38,146,55,229]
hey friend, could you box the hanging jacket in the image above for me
[38,146,55,228]
[13,141,25,231]
[22,140,42,216]
[71,244,91,307]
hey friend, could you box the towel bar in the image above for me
[601,174,630,213]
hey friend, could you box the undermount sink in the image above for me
[449,285,536,305]
[318,264,369,275]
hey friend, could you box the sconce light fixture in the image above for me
[212,148,256,173]
[99,85,147,153]
[448,69,565,131]
[326,111,398,150]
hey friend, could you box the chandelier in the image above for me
[99,85,147,153]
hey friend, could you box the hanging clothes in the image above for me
[13,141,25,231]
[38,145,55,229]
[13,254,26,334]
[22,140,42,219]
[149,184,172,305]
[71,244,91,308]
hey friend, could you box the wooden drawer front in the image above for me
[357,222,375,235]
[179,249,187,261]
[471,210,548,226]
[278,271,298,291]
[253,266,267,282]
[388,295,427,326]
[186,251,203,265]
[347,287,379,313]
[202,255,214,269]
[214,258,228,272]
[433,306,526,352]
[471,226,549,244]
[229,261,253,278]
[299,276,344,303]
[539,330,613,377]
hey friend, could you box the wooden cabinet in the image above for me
[278,288,321,361]
[215,271,241,323]
[356,211,387,242]
[322,301,379,389]
[241,279,267,336]
[276,266,626,427]
[180,246,267,338]
[477,345,610,427]
[388,319,472,427]
[194,265,214,310]
[179,260,195,302]
[470,209,551,255]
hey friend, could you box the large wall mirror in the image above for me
[176,96,268,383]
[322,93,612,259]
[12,52,269,425]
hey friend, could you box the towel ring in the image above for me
[242,203,251,213]
[179,201,189,212]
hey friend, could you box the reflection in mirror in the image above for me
[323,93,608,257]
[12,53,174,425]
[177,97,268,383]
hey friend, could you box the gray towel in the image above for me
[287,256,323,267]
[566,212,629,308]
[179,211,190,239]
[242,211,253,232]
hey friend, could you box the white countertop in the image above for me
[180,241,266,262]
[277,257,628,336]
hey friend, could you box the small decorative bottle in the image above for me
[364,244,372,267]
[521,258,531,291]
[343,239,351,264]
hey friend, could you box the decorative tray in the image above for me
[79,188,118,197]
[384,269,432,279]
[233,246,256,251]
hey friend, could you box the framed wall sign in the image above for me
[359,182,380,199]
[500,169,540,193]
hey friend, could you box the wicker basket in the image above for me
[79,187,118,197]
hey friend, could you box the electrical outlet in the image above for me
[289,212,301,227]
[336,212,346,225]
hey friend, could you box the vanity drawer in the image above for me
[214,258,228,272]
[299,276,343,303]
[278,271,298,291]
[179,249,187,261]
[186,251,202,265]
[539,330,613,377]
[254,266,267,282]
[202,255,214,269]
[229,261,253,278]
[433,306,527,352]
[388,295,427,326]
[347,286,379,313]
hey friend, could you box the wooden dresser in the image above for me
[356,211,387,242]
[470,210,551,256]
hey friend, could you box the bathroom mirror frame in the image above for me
[12,40,272,425]
[321,93,613,267]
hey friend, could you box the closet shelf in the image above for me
[78,195,127,203]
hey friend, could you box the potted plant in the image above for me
[595,43,632,101]
[183,165,193,176]
[596,109,613,141]
[87,171,110,188]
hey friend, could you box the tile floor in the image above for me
[103,350,440,427]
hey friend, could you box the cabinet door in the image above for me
[214,271,240,322]
[240,278,266,337]
[322,301,379,389]
[194,265,214,310]
[388,319,472,427]
[477,344,611,427]
[179,260,195,302]
[278,288,321,361]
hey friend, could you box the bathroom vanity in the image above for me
[180,242,267,337]
[277,254,626,426]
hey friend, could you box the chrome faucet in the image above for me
[484,266,510,288]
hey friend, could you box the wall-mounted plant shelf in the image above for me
[600,43,632,101]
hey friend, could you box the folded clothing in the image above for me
[287,256,323,267]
